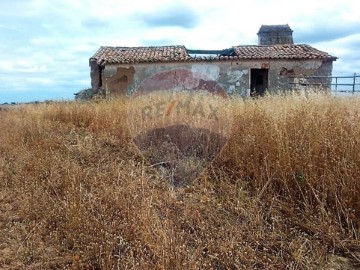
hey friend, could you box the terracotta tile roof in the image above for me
[91,45,190,65]
[232,44,337,60]
[91,44,337,65]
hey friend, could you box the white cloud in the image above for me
[313,33,360,75]
[30,37,58,46]
[25,77,53,85]
[0,60,48,74]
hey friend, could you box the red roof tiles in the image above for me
[232,44,336,60]
[92,46,190,65]
[91,44,336,65]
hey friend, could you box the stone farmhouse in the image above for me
[85,25,337,98]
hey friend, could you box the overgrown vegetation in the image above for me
[0,93,359,269]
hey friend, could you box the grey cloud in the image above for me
[335,54,360,71]
[295,23,360,43]
[141,5,199,28]
[345,38,360,50]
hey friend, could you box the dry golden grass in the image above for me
[0,93,360,269]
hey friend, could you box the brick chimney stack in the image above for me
[258,24,294,45]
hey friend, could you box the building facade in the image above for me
[87,25,337,98]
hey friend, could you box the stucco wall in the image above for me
[271,59,333,92]
[99,59,333,97]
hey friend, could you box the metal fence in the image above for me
[290,73,360,94]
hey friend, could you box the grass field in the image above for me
[0,93,359,269]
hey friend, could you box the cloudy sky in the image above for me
[0,0,359,103]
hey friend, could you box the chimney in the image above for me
[257,24,294,45]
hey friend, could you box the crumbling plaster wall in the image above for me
[269,59,333,92]
[99,59,333,97]
[103,62,249,96]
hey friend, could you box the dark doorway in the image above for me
[250,69,268,96]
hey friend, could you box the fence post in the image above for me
[353,72,356,94]
[335,77,337,92]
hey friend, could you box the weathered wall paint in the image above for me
[272,60,333,92]
[191,64,220,80]
[99,59,333,97]
[104,66,135,96]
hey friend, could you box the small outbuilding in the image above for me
[87,24,337,98]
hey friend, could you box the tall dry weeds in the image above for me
[0,93,359,269]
